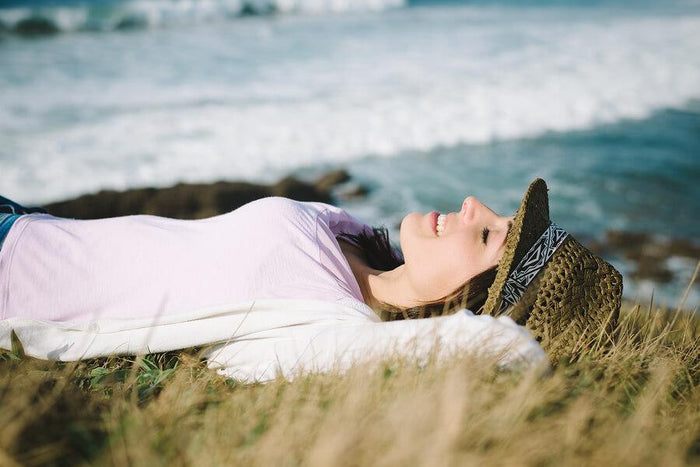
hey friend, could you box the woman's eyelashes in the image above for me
[481,227,490,245]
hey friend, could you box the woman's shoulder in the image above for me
[225,198,330,235]
[237,197,340,220]
[234,197,368,237]
[237,197,321,216]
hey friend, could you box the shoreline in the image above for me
[42,169,363,220]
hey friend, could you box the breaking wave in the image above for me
[0,0,406,36]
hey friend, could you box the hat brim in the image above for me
[482,178,552,315]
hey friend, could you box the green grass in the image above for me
[1,301,698,466]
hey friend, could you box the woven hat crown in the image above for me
[483,179,623,360]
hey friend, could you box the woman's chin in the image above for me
[398,213,419,248]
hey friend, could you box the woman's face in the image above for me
[399,196,513,302]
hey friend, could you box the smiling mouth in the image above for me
[436,213,446,236]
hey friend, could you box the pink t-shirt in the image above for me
[0,197,372,322]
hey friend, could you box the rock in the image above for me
[142,183,212,219]
[210,182,270,216]
[604,230,653,248]
[239,3,259,16]
[314,169,369,200]
[335,182,369,200]
[604,229,700,261]
[271,177,331,204]
[43,174,339,219]
[239,2,276,16]
[604,230,652,261]
[315,169,351,193]
[14,17,59,36]
[667,238,700,259]
[45,188,156,219]
[599,229,700,284]
[631,257,674,283]
[115,16,148,31]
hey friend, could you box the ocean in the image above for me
[1,0,698,308]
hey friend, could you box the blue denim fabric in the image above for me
[0,196,46,251]
[0,195,46,215]
[0,213,21,250]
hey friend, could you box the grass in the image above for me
[1,300,698,466]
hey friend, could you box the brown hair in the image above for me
[338,227,498,321]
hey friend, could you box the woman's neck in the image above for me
[339,240,417,311]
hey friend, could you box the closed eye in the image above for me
[481,227,490,245]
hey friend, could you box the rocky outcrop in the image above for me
[44,169,367,220]
[587,230,700,284]
[13,17,60,36]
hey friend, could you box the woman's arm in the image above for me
[204,310,547,383]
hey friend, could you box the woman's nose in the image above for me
[461,196,500,222]
[461,197,471,213]
[461,196,485,219]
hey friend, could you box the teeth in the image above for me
[436,214,446,236]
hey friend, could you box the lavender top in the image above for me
[0,198,372,322]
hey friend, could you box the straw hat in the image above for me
[482,179,623,361]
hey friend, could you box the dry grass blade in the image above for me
[1,293,698,466]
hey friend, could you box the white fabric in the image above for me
[0,298,546,383]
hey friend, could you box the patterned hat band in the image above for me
[498,222,569,313]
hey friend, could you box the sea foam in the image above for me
[0,0,406,35]
[1,5,699,204]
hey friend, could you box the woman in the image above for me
[0,179,621,382]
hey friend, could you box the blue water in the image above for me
[341,105,700,238]
[1,0,698,307]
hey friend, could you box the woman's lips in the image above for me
[437,213,447,236]
[429,211,448,236]
[429,211,440,236]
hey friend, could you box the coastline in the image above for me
[42,169,360,220]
